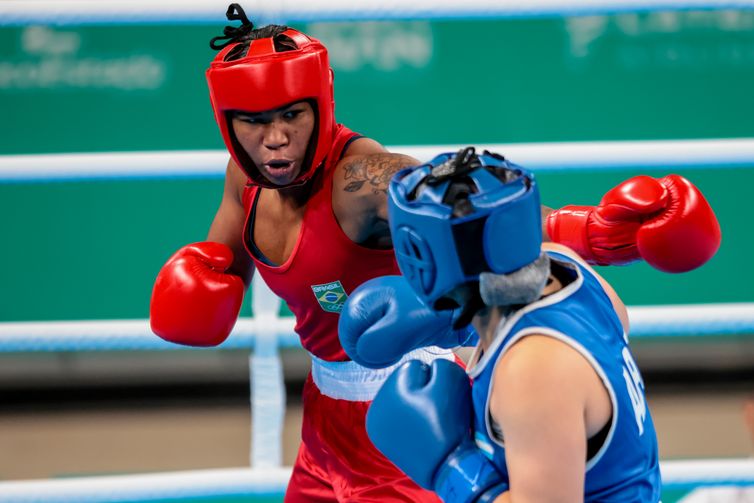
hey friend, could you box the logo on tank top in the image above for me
[311,280,348,313]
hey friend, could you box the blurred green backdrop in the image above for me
[1,10,753,321]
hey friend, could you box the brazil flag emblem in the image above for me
[311,280,348,313]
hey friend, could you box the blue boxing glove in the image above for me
[339,275,477,369]
[367,359,508,503]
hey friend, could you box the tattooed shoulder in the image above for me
[342,154,417,195]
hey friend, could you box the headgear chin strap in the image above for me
[206,4,335,188]
[388,147,543,316]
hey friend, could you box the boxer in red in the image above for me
[149,4,721,502]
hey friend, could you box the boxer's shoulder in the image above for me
[335,148,419,198]
[332,146,420,245]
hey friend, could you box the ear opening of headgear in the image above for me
[388,147,543,317]
[206,3,336,188]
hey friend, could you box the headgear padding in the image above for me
[206,6,335,188]
[388,147,542,310]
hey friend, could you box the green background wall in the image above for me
[1,10,753,321]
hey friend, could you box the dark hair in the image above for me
[209,4,296,60]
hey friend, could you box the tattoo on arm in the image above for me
[343,154,416,195]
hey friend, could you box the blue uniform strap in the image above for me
[457,325,480,347]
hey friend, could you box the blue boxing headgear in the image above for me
[388,147,542,313]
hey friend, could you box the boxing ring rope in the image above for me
[1,0,754,25]
[0,303,753,353]
[1,138,754,183]
[1,459,753,502]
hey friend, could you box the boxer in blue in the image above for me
[339,148,662,502]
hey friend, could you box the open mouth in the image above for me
[266,160,292,170]
[262,160,297,182]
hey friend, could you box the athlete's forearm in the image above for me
[541,205,555,241]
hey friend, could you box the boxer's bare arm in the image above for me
[207,159,255,288]
[541,205,555,241]
[333,139,420,246]
[333,152,420,248]
[489,335,607,502]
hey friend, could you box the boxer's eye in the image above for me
[235,113,268,125]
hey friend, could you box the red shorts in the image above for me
[284,374,442,503]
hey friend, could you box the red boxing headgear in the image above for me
[206,28,335,187]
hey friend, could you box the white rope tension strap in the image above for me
[0,467,293,502]
[1,138,754,183]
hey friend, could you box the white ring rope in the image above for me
[2,138,753,183]
[0,460,751,502]
[662,458,754,486]
[0,303,751,353]
[1,0,753,25]
[0,467,293,503]
[0,318,298,352]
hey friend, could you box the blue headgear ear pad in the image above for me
[388,148,542,309]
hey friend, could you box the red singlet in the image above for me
[240,125,442,503]
[242,124,399,361]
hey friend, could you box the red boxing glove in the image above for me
[547,175,721,273]
[150,242,245,346]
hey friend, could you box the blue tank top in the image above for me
[468,251,661,502]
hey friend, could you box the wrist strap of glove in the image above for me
[433,442,508,503]
[547,206,597,263]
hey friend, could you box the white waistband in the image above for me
[310,346,456,402]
